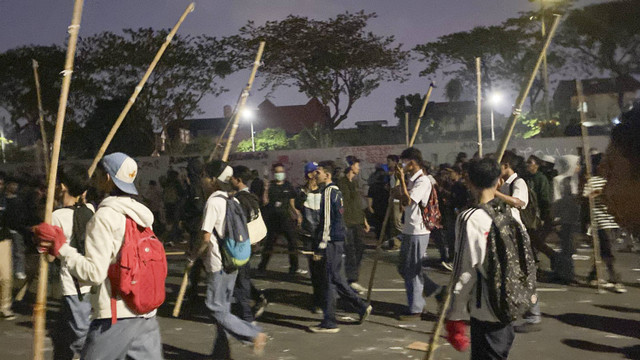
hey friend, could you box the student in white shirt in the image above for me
[51,165,94,360]
[496,151,541,333]
[394,148,443,320]
[189,160,267,358]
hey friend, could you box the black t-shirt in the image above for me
[267,181,295,215]
[367,181,389,215]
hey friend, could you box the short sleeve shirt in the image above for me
[402,170,432,235]
[201,191,227,273]
[500,173,529,225]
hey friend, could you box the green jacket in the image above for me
[337,176,365,225]
[526,171,552,221]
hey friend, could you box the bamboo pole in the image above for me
[33,1,84,359]
[87,2,195,177]
[32,60,50,175]
[495,14,561,162]
[424,15,563,360]
[175,42,266,317]
[409,83,435,147]
[576,79,605,294]
[210,41,265,162]
[476,57,483,157]
[405,112,409,146]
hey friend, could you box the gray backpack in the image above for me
[478,198,537,324]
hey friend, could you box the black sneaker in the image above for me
[309,325,340,333]
[359,305,372,324]
[253,295,268,319]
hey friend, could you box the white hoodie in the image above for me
[58,196,155,320]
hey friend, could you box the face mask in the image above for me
[274,173,286,181]
[401,162,408,169]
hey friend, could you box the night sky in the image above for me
[0,0,603,127]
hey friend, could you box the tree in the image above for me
[393,94,442,143]
[444,79,463,102]
[237,128,290,152]
[557,1,640,78]
[414,15,564,112]
[233,11,410,129]
[76,28,238,134]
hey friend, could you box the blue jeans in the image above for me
[206,270,261,359]
[321,241,367,328]
[398,234,440,314]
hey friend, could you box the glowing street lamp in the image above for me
[489,92,502,141]
[241,108,256,152]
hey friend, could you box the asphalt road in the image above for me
[2,238,639,360]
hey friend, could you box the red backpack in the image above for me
[417,175,442,231]
[108,217,167,324]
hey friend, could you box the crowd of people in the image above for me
[0,104,637,359]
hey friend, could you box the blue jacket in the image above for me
[316,183,346,249]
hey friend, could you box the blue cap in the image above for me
[101,152,139,195]
[304,162,318,176]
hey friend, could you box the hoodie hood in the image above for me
[98,196,154,228]
[554,155,580,177]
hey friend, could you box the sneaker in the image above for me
[514,322,542,333]
[309,325,340,333]
[312,307,324,315]
[589,279,614,288]
[289,268,308,276]
[15,272,26,280]
[350,282,366,295]
[253,332,267,355]
[253,296,268,319]
[441,261,453,272]
[612,283,627,294]
[0,310,16,321]
[359,305,372,324]
[165,241,175,248]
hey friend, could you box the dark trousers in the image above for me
[588,228,621,283]
[302,235,327,310]
[470,318,515,360]
[344,224,365,283]
[432,228,454,263]
[233,263,263,322]
[321,241,366,328]
[258,216,299,272]
[530,222,557,265]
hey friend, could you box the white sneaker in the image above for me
[15,272,26,280]
[350,282,366,294]
[309,325,340,333]
[1,310,16,321]
[613,283,627,294]
[441,261,453,272]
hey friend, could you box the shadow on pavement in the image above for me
[544,312,640,339]
[562,339,640,359]
[163,343,208,359]
[593,304,640,314]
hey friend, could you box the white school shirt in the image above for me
[52,205,95,296]
[499,173,529,226]
[402,170,432,235]
[201,190,228,273]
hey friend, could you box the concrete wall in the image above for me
[0,136,610,195]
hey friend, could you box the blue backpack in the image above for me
[214,195,251,272]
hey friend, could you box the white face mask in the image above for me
[401,162,408,169]
[274,173,286,182]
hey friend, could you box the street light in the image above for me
[241,108,256,152]
[489,92,502,141]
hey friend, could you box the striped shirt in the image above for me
[582,176,619,230]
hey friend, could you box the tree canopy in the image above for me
[232,11,410,129]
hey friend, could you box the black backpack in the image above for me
[509,177,542,231]
[478,198,537,324]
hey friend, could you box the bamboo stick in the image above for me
[409,83,435,147]
[576,79,605,294]
[476,57,483,157]
[424,15,563,360]
[87,2,196,177]
[32,60,50,175]
[405,112,409,146]
[175,42,266,317]
[495,14,561,162]
[33,1,84,358]
[213,41,265,162]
